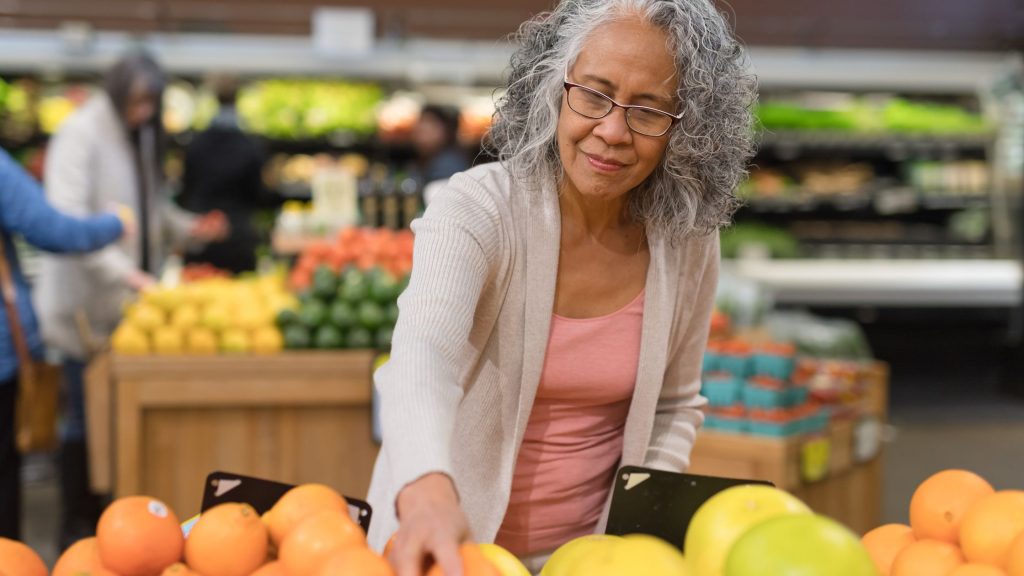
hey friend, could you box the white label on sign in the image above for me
[624,473,651,491]
[215,479,243,498]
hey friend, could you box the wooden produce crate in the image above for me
[689,361,889,535]
[85,351,379,518]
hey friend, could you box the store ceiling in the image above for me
[0,0,1020,51]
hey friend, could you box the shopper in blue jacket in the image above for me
[0,146,129,539]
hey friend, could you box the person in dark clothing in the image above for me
[0,147,129,539]
[179,75,270,273]
[412,104,470,184]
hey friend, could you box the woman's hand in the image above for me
[190,210,230,243]
[391,473,471,576]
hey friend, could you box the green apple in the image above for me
[685,485,811,576]
[724,514,876,576]
[478,543,531,576]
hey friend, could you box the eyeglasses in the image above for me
[562,79,682,137]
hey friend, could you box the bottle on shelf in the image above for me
[399,176,422,229]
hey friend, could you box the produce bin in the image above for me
[85,350,379,518]
[689,361,889,535]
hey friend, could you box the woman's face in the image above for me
[557,16,677,202]
[124,78,158,129]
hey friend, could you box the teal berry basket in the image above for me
[719,354,752,379]
[705,414,748,434]
[752,353,796,381]
[702,375,743,407]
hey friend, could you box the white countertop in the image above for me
[726,259,1023,307]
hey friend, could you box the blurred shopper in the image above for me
[412,104,469,185]
[0,147,130,539]
[369,1,755,574]
[34,53,227,550]
[179,74,271,274]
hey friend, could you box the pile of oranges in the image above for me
[0,483,502,576]
[862,469,1024,576]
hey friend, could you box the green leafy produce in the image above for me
[237,79,383,139]
[720,224,800,260]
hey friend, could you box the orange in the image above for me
[948,565,1008,576]
[53,537,102,576]
[425,544,500,576]
[960,490,1024,566]
[891,539,965,576]
[315,547,394,576]
[1008,532,1024,576]
[97,496,183,576]
[910,469,994,544]
[862,524,916,576]
[249,562,285,576]
[279,509,365,576]
[382,533,397,560]
[185,503,268,576]
[0,538,48,576]
[263,484,348,546]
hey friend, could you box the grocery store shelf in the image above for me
[727,259,1023,307]
[743,191,991,214]
[0,28,1019,92]
[759,131,994,153]
[0,29,514,84]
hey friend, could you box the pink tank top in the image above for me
[495,289,645,556]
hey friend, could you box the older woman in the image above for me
[369,1,755,574]
[36,53,226,549]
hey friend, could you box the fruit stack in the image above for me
[278,265,405,351]
[111,276,295,356]
[862,469,1024,576]
[288,227,414,291]
[0,483,519,576]
[701,340,827,437]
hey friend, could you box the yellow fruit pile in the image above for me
[862,469,1024,576]
[112,276,297,356]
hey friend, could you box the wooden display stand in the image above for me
[689,361,889,536]
[85,351,380,518]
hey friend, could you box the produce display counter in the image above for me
[689,361,889,535]
[86,350,887,532]
[85,350,379,517]
[727,259,1022,308]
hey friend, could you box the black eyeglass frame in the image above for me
[562,79,683,137]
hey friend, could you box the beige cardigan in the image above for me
[367,162,717,550]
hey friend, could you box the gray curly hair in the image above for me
[485,0,756,239]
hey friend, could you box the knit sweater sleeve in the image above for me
[644,234,717,471]
[375,171,505,497]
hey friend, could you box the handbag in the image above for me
[0,233,61,453]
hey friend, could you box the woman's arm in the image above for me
[645,234,719,472]
[0,148,124,253]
